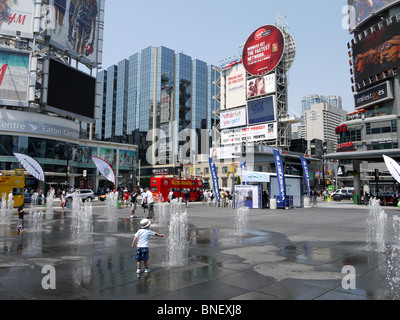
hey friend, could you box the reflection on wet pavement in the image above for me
[0,202,399,300]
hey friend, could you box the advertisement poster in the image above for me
[220,107,247,130]
[0,50,29,105]
[0,0,34,38]
[221,122,277,145]
[352,20,400,84]
[221,63,247,109]
[49,0,104,66]
[99,148,116,167]
[233,185,262,209]
[247,73,276,99]
[242,25,285,76]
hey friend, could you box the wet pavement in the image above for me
[0,198,400,301]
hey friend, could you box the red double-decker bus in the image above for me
[150,177,204,202]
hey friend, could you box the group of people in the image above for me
[202,189,234,207]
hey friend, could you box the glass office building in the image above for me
[95,46,220,165]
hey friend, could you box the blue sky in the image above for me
[102,0,353,116]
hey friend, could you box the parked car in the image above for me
[65,189,95,203]
[332,188,354,201]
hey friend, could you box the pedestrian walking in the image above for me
[130,187,138,218]
[16,205,30,235]
[131,218,164,274]
[144,187,154,219]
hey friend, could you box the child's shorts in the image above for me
[136,247,149,262]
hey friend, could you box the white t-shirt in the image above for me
[134,229,156,248]
[146,190,154,204]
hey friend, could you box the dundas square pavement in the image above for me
[0,197,399,305]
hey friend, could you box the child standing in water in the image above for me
[16,205,30,235]
[131,219,164,274]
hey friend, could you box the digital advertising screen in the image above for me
[247,96,276,125]
[352,20,400,84]
[242,25,285,76]
[46,58,96,122]
[348,0,400,32]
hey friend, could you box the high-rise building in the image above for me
[95,46,220,166]
[301,94,343,114]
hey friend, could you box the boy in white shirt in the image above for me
[132,219,164,274]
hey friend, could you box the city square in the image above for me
[0,198,398,302]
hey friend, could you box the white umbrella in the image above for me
[383,155,400,184]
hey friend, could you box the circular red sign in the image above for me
[242,25,285,76]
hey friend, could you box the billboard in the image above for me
[48,0,104,67]
[46,58,96,122]
[0,49,29,107]
[354,81,393,109]
[348,0,400,32]
[247,73,276,99]
[220,107,247,130]
[242,25,285,76]
[352,20,400,84]
[221,62,246,109]
[210,145,241,160]
[247,96,276,125]
[221,122,277,145]
[0,0,34,38]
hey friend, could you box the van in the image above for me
[332,188,354,201]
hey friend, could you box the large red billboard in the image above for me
[242,25,285,76]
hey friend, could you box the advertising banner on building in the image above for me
[221,122,277,145]
[242,25,285,76]
[354,81,393,109]
[352,20,400,84]
[0,49,29,107]
[49,0,105,67]
[347,0,400,32]
[300,156,311,198]
[221,63,246,109]
[13,152,45,182]
[247,96,276,125]
[220,107,247,130]
[210,145,241,160]
[0,0,34,38]
[273,150,286,206]
[208,157,220,203]
[247,73,276,99]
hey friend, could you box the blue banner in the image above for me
[300,156,311,198]
[209,157,220,203]
[273,150,286,206]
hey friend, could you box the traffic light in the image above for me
[231,165,235,174]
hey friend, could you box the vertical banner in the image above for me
[273,150,286,206]
[300,157,311,198]
[208,157,220,203]
[91,156,116,189]
[383,155,400,184]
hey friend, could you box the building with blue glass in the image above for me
[95,46,220,175]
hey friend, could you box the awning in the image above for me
[242,171,272,183]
